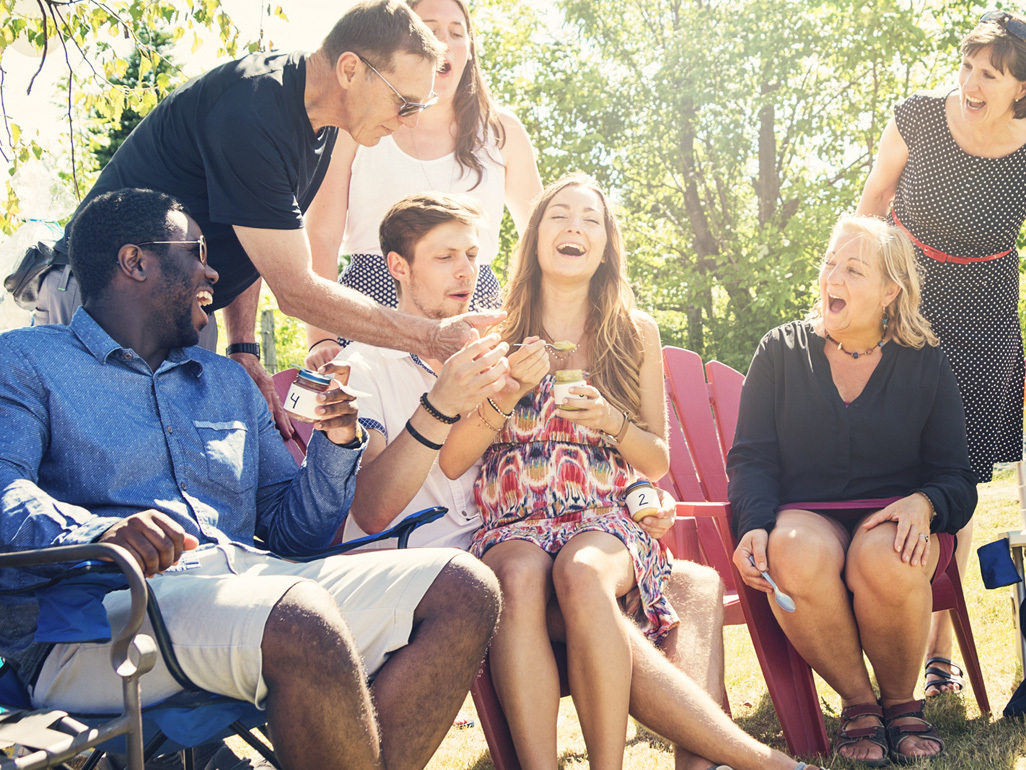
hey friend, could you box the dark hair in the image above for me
[321,0,444,72]
[407,0,505,189]
[380,192,483,297]
[68,188,186,303]
[962,14,1026,119]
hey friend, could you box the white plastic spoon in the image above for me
[748,554,796,613]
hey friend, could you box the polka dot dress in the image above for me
[335,253,503,346]
[892,91,1026,482]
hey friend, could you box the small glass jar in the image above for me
[283,368,334,424]
[624,480,659,522]
[553,368,588,411]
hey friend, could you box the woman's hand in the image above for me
[558,382,623,436]
[506,336,549,397]
[732,528,775,594]
[861,493,933,567]
[636,488,677,540]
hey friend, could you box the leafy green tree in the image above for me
[90,29,177,170]
[480,0,972,369]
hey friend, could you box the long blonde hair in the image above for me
[501,174,646,422]
[807,215,937,348]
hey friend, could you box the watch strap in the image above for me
[226,343,261,358]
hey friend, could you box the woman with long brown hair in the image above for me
[440,175,829,770]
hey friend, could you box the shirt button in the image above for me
[122,353,131,361]
[180,482,187,491]
[167,427,173,434]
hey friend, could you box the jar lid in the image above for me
[625,480,655,492]
[295,368,334,387]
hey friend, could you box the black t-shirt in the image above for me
[59,51,337,311]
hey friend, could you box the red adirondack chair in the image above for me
[660,345,990,759]
[271,368,314,464]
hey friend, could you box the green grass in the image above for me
[422,468,1026,769]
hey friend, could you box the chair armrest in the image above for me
[674,501,730,521]
[288,506,449,561]
[0,543,155,682]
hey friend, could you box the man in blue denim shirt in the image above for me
[0,188,501,770]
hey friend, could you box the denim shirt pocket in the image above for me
[193,420,256,494]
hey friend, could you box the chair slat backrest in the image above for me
[661,347,729,503]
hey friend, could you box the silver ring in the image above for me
[919,534,930,543]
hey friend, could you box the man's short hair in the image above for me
[68,188,187,304]
[321,0,444,72]
[380,193,484,298]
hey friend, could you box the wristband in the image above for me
[602,412,631,444]
[309,338,338,352]
[420,393,460,424]
[226,343,260,358]
[406,419,444,451]
[475,402,504,432]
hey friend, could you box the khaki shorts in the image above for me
[32,544,458,712]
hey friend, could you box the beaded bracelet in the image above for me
[405,419,443,451]
[487,397,513,420]
[420,393,460,424]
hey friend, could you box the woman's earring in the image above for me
[882,310,889,327]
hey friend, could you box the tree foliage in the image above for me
[481,0,977,369]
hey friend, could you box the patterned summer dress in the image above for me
[470,375,677,640]
[891,91,1026,483]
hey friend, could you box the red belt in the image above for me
[891,210,1010,265]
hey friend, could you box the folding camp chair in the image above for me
[0,521,445,770]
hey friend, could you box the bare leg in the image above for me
[553,532,637,770]
[261,581,383,770]
[848,520,943,759]
[370,553,501,770]
[925,518,972,695]
[659,561,726,770]
[767,510,882,764]
[625,621,823,770]
[483,541,560,770]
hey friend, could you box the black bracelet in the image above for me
[487,397,513,419]
[226,342,260,358]
[405,419,444,451]
[420,393,460,424]
[309,338,338,352]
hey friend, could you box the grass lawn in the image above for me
[423,467,1026,769]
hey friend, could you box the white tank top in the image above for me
[343,133,507,265]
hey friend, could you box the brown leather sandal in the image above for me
[835,703,890,767]
[883,699,945,764]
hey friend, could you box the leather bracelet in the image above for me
[226,342,260,358]
[487,397,514,419]
[603,412,631,444]
[420,393,460,424]
[406,419,443,450]
[309,338,338,352]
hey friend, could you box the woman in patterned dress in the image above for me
[303,0,542,367]
[857,11,1026,700]
[438,174,677,769]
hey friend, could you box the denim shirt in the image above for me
[0,309,363,680]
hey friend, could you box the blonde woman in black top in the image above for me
[728,216,976,766]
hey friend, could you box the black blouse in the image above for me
[726,321,977,539]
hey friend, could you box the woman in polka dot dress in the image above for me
[858,11,1026,699]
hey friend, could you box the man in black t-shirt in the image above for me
[40,0,500,433]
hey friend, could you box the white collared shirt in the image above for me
[336,342,482,550]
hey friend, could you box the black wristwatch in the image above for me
[225,343,261,358]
